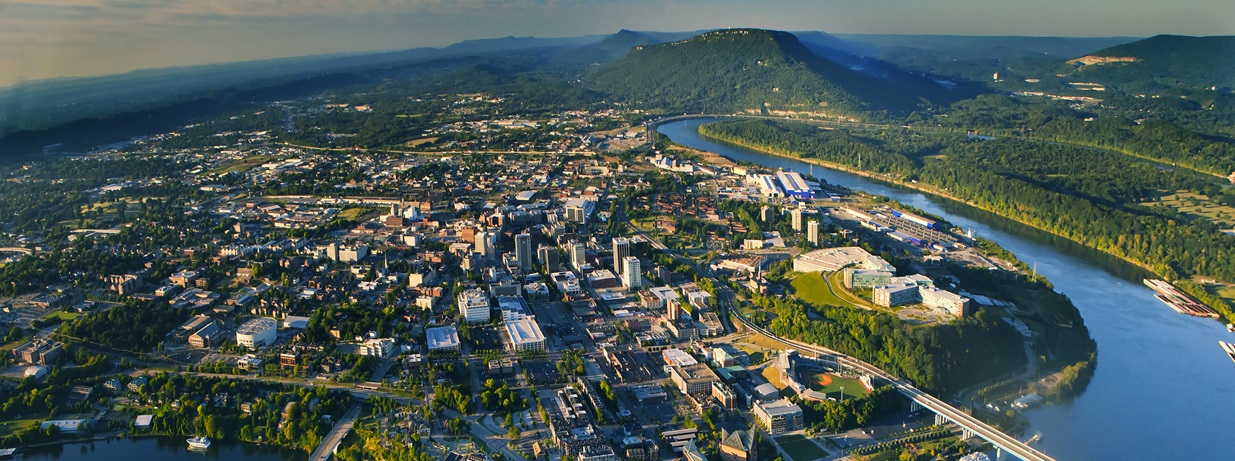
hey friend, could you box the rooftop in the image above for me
[504,318,545,345]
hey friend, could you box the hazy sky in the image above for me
[1,0,1232,88]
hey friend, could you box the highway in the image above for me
[734,314,1054,461]
[309,404,362,461]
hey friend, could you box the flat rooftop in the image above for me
[504,318,545,345]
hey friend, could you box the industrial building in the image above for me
[236,317,278,349]
[776,171,814,200]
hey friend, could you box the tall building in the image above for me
[807,220,820,245]
[537,245,560,272]
[760,205,773,223]
[475,230,494,259]
[570,242,587,270]
[613,237,631,274]
[515,233,533,270]
[622,256,641,290]
[791,208,804,232]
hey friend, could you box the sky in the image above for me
[0,0,1232,88]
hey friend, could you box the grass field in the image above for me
[791,272,878,310]
[776,434,829,461]
[0,418,38,438]
[805,372,870,399]
[44,311,80,322]
[1152,190,1235,227]
[792,273,847,307]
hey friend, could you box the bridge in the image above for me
[308,404,361,461]
[735,315,1054,461]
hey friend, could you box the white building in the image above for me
[358,338,394,357]
[426,326,461,351]
[791,208,804,232]
[503,318,546,352]
[807,220,820,245]
[570,242,588,270]
[236,317,278,349]
[457,288,491,323]
[622,256,641,290]
[793,247,895,273]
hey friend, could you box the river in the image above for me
[659,118,1235,461]
[20,436,305,461]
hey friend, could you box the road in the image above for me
[309,404,361,461]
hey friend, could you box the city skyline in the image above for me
[1,0,1233,88]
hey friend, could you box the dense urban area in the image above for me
[1,25,1233,461]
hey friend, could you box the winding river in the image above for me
[659,118,1234,461]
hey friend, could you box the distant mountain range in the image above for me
[3,28,1231,159]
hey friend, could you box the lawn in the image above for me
[791,273,847,307]
[0,418,39,438]
[805,372,870,399]
[791,272,878,310]
[44,311,80,322]
[1153,190,1235,227]
[776,434,829,461]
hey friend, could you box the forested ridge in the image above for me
[701,119,1235,323]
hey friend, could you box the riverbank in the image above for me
[696,123,1235,324]
[658,117,1235,460]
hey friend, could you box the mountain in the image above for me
[588,29,959,115]
[825,34,1137,84]
[1064,35,1235,91]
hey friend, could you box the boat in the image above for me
[1142,279,1220,318]
[1221,341,1235,364]
[187,436,211,450]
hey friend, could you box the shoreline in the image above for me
[694,126,1162,276]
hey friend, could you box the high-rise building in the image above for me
[537,245,560,272]
[622,256,641,290]
[807,220,820,245]
[475,231,493,259]
[613,237,631,274]
[760,205,773,223]
[791,208,804,232]
[570,242,587,270]
[515,233,533,270]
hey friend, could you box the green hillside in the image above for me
[588,29,933,116]
[1066,35,1235,91]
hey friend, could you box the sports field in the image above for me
[805,372,869,399]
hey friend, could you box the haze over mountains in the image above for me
[0,28,1229,158]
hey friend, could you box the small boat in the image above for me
[1221,341,1235,365]
[187,436,211,450]
[1226,323,1234,332]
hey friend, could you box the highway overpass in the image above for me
[735,314,1054,461]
